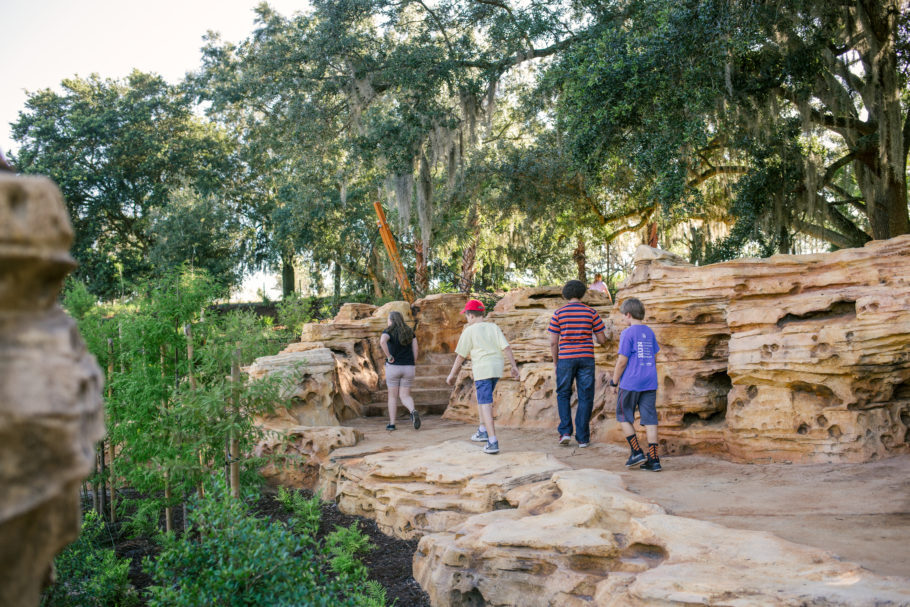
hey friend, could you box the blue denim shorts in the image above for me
[474,378,499,405]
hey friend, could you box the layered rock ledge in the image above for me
[442,238,910,463]
[312,434,910,606]
[415,468,910,607]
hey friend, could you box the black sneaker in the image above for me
[410,410,421,430]
[386,424,396,431]
[625,452,646,467]
[640,459,662,472]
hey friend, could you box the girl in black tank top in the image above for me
[379,311,420,431]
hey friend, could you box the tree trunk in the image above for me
[106,338,116,523]
[230,349,241,499]
[842,3,908,240]
[779,224,791,254]
[332,261,341,304]
[573,236,587,284]
[414,239,429,294]
[460,205,479,293]
[460,240,477,293]
[161,344,172,532]
[367,247,384,299]
[281,252,295,298]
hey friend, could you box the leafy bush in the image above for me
[275,293,314,336]
[61,279,97,321]
[121,497,163,540]
[276,486,321,537]
[41,510,138,607]
[144,482,361,607]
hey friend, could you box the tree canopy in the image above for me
[10,0,909,301]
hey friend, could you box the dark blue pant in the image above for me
[556,357,596,443]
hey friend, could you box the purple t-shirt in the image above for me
[618,324,660,391]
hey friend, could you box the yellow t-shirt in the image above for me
[455,321,509,380]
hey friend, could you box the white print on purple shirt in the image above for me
[637,339,654,365]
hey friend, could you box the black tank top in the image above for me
[383,329,415,366]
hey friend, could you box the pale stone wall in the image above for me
[0,175,105,606]
[443,238,910,463]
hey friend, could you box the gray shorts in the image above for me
[385,364,415,388]
[616,389,658,426]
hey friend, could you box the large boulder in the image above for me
[414,468,910,606]
[254,425,362,488]
[0,175,105,606]
[316,440,570,539]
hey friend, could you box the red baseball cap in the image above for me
[462,299,485,313]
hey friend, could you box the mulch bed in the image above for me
[105,488,430,606]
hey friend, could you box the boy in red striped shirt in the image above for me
[548,280,607,447]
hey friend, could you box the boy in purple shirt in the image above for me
[609,298,662,471]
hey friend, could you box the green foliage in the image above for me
[69,270,297,538]
[276,487,322,537]
[61,279,97,321]
[41,511,138,607]
[121,498,163,541]
[11,71,240,298]
[275,293,315,337]
[144,482,362,607]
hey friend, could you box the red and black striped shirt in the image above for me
[548,302,606,359]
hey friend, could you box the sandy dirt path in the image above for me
[343,415,910,577]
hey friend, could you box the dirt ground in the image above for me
[345,414,910,578]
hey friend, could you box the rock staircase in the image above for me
[362,352,456,418]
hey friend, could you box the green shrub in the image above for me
[276,486,321,537]
[121,497,162,540]
[144,483,360,607]
[275,293,314,335]
[41,510,138,607]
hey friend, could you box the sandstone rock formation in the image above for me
[414,467,910,606]
[0,175,105,607]
[254,425,362,488]
[317,440,570,539]
[443,287,616,434]
[257,236,910,464]
[251,293,468,428]
[444,237,910,463]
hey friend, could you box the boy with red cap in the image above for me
[446,299,520,454]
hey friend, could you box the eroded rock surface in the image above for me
[254,424,362,488]
[445,238,910,463]
[0,175,105,606]
[251,294,468,428]
[317,440,570,539]
[414,468,910,606]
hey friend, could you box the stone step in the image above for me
[361,401,449,417]
[374,387,452,404]
[421,352,457,365]
[411,363,454,376]
[377,374,450,390]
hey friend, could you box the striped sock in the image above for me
[648,443,659,461]
[626,434,642,454]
